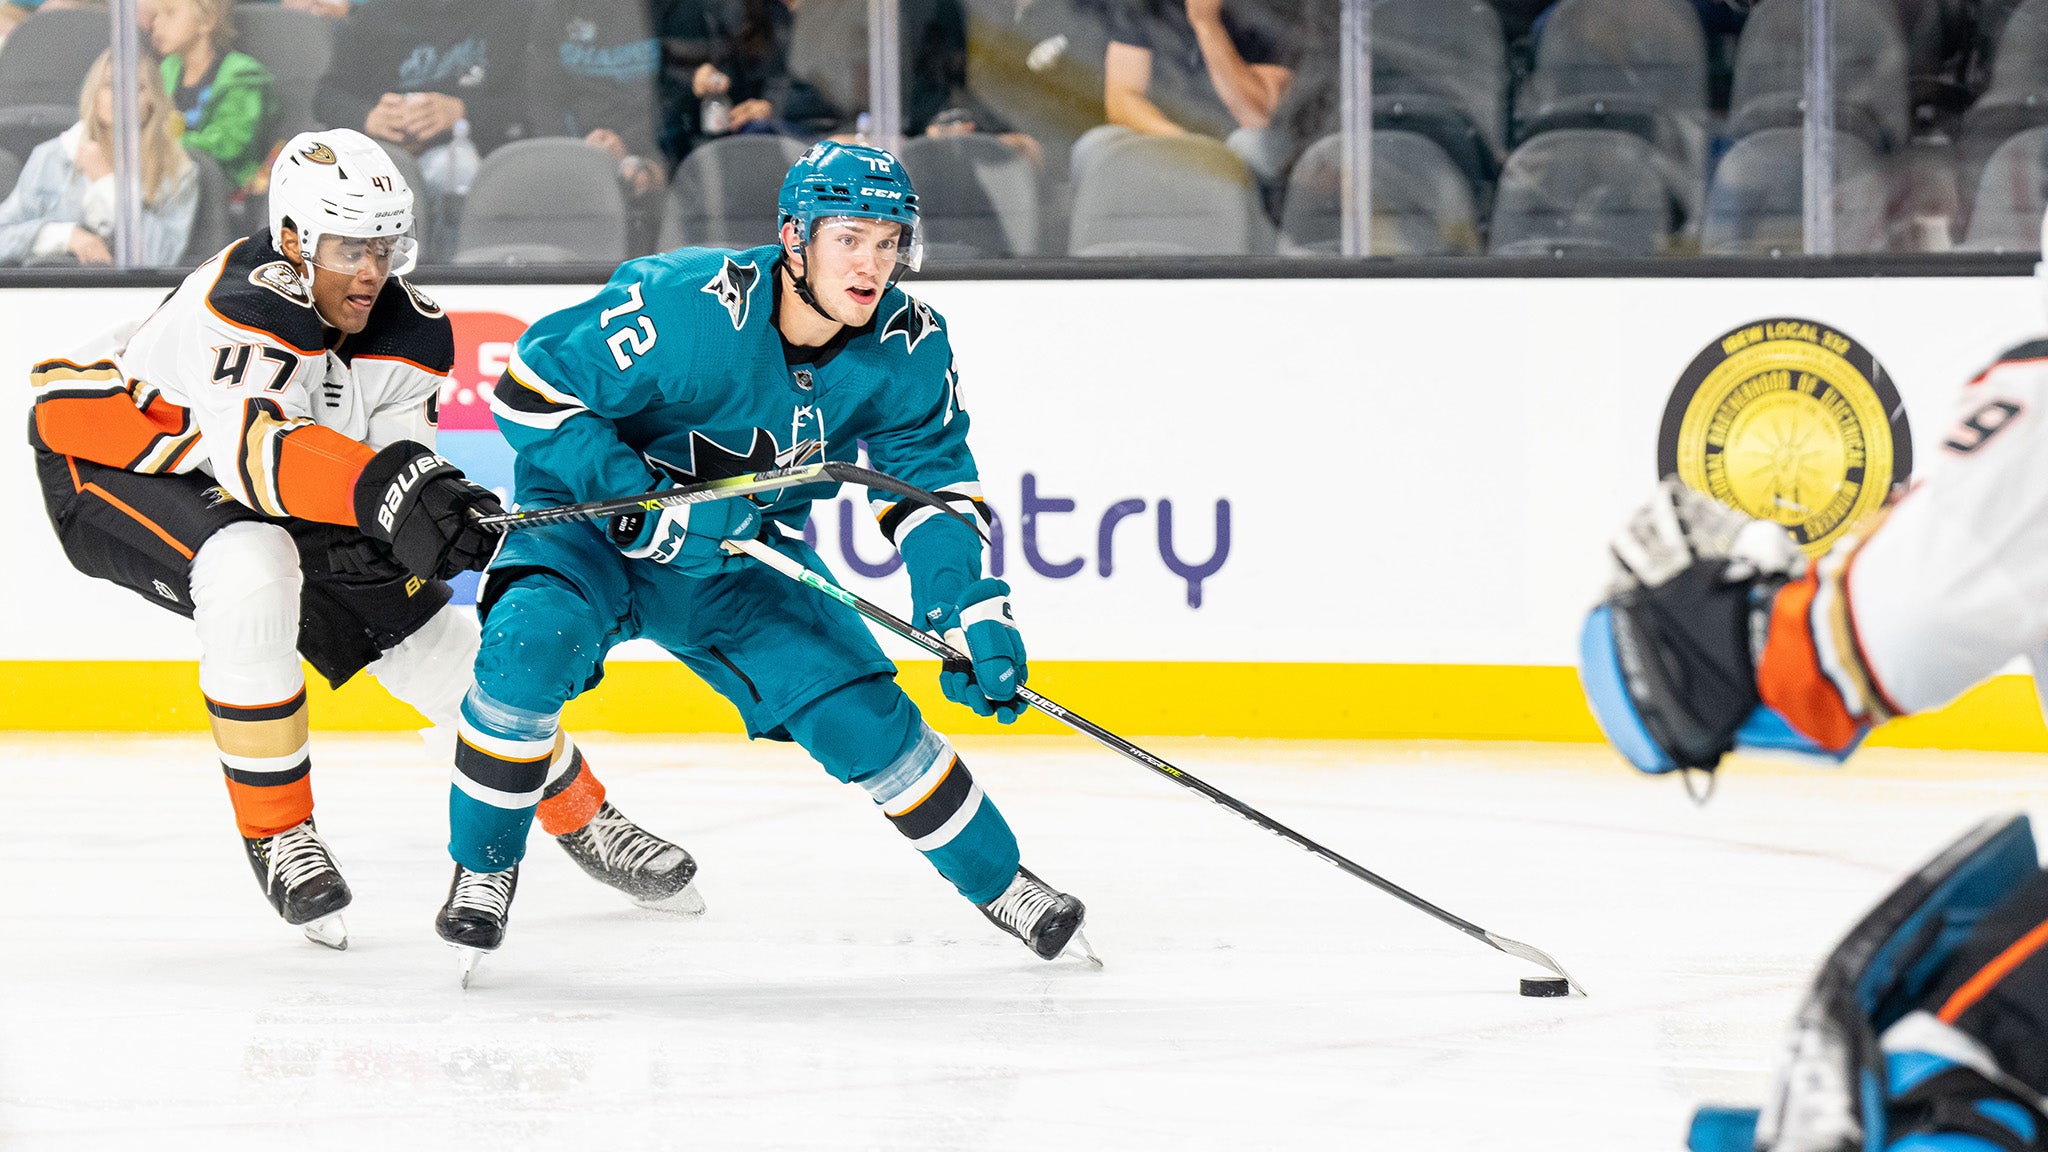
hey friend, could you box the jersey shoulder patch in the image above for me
[1994,337,2048,366]
[878,292,944,356]
[343,277,455,373]
[206,237,324,354]
[699,254,764,332]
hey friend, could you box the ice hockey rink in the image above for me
[1,733,2040,1151]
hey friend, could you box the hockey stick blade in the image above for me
[723,536,1583,994]
[476,460,985,537]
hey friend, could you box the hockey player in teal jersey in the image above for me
[434,141,1090,977]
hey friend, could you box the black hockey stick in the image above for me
[475,461,954,533]
[724,535,1588,995]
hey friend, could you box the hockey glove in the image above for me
[352,440,505,580]
[605,492,760,577]
[929,578,1029,723]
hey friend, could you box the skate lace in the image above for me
[266,824,336,893]
[450,868,516,918]
[985,876,1058,938]
[578,805,675,874]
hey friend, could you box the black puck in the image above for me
[1520,977,1571,997]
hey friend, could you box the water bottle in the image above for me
[700,94,731,136]
[447,118,480,197]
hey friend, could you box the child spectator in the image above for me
[153,0,273,189]
[0,48,197,264]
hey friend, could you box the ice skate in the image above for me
[242,819,351,950]
[978,866,1099,966]
[554,801,705,914]
[434,862,518,988]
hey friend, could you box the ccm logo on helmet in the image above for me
[375,452,454,533]
[862,187,903,199]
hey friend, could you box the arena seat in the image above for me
[0,146,19,202]
[1961,124,2048,250]
[179,147,233,267]
[899,133,1040,260]
[1277,130,1478,257]
[1487,129,1675,257]
[0,9,108,162]
[454,137,626,265]
[1067,133,1269,257]
[1730,0,1909,152]
[1373,0,1508,166]
[1701,127,1891,255]
[232,4,334,141]
[657,134,807,252]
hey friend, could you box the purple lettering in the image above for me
[1157,498,1230,608]
[837,499,904,578]
[1021,472,1083,579]
[1095,499,1147,577]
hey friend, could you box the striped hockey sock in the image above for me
[450,688,557,873]
[865,728,1020,906]
[535,736,607,837]
[207,687,313,839]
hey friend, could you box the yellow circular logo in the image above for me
[1658,318,1911,555]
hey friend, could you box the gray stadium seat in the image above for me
[899,133,1039,260]
[658,134,807,252]
[1521,0,1709,227]
[1701,127,1891,255]
[233,4,334,141]
[179,147,233,267]
[454,137,627,265]
[1277,130,1479,257]
[1487,129,1676,257]
[1961,125,2048,250]
[372,140,430,259]
[1067,133,1268,257]
[1959,0,2048,195]
[1372,0,1508,164]
[0,147,19,201]
[0,9,108,162]
[1730,0,1910,152]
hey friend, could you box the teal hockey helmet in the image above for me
[776,142,923,277]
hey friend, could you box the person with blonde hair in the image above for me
[0,49,197,265]
[154,0,274,189]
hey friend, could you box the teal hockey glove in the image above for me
[605,492,760,576]
[930,578,1029,723]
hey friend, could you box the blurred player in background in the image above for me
[1576,210,2048,1150]
[27,129,697,950]
[434,141,1092,980]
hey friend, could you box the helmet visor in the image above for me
[810,215,922,277]
[309,232,419,278]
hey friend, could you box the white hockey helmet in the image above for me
[269,129,418,275]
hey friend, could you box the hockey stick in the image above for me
[476,461,945,533]
[724,535,1588,995]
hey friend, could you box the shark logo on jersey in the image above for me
[702,258,761,331]
[881,298,939,354]
[249,260,313,307]
[645,427,823,486]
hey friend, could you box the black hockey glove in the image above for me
[351,440,505,580]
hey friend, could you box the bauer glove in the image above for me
[929,578,1029,724]
[605,491,760,577]
[352,440,505,580]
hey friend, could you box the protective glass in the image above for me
[309,233,419,278]
[811,216,923,276]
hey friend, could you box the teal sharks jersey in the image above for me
[493,244,988,614]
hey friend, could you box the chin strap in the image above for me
[783,247,839,325]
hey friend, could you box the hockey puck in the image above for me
[1520,977,1571,998]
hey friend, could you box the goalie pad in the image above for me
[1686,814,2048,1152]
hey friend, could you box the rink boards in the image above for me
[6,274,2046,749]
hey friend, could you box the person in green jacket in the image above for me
[153,0,274,189]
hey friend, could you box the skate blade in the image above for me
[300,913,348,951]
[452,944,487,989]
[1062,928,1103,969]
[634,883,707,916]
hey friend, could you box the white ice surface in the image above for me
[3,735,2045,1151]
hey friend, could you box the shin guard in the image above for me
[208,688,313,838]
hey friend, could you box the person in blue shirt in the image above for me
[433,141,1091,980]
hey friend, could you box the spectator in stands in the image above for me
[528,0,690,194]
[699,0,969,139]
[153,0,273,190]
[0,48,196,264]
[1087,0,1298,179]
[947,0,1114,177]
[276,0,364,16]
[313,0,532,162]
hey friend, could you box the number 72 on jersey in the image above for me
[600,281,658,370]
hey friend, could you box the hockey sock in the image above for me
[208,687,313,839]
[861,725,1021,907]
[534,735,608,837]
[450,686,557,872]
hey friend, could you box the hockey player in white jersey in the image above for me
[1578,214,2048,1150]
[28,129,700,950]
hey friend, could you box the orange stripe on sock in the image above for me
[224,774,314,839]
[1756,571,1863,753]
[1938,915,2048,1024]
[536,759,606,836]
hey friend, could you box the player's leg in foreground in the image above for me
[1581,346,2048,777]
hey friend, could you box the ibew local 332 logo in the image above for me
[1659,318,1912,555]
